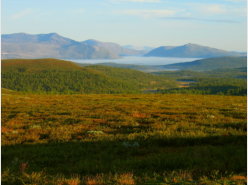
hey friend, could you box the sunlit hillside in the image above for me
[1,92,247,184]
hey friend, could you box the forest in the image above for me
[153,68,247,96]
[157,77,247,95]
[2,58,247,96]
[156,56,247,71]
[1,59,178,95]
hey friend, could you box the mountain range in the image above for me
[1,33,122,59]
[144,43,246,58]
[82,39,148,56]
[2,33,246,60]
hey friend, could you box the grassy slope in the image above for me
[1,88,21,95]
[1,93,247,184]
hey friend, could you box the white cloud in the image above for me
[189,3,247,17]
[224,0,247,2]
[117,9,183,18]
[231,7,247,17]
[10,9,34,20]
[196,4,228,15]
[71,9,85,14]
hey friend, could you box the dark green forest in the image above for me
[1,59,178,94]
[152,67,247,78]
[1,58,247,96]
[157,56,247,71]
[158,79,247,95]
[1,59,144,94]
[156,69,247,96]
[1,69,143,94]
[85,65,178,89]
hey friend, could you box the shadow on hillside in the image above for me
[199,122,247,131]
[1,134,247,178]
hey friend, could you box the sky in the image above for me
[1,0,247,52]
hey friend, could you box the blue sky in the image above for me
[1,0,247,52]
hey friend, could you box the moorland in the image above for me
[1,57,247,184]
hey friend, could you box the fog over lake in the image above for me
[67,56,202,66]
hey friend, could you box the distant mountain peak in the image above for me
[50,32,59,35]
[144,43,244,58]
[17,32,30,35]
[85,39,97,41]
[185,43,198,47]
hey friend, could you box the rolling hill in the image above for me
[84,65,178,90]
[1,58,143,94]
[156,56,247,71]
[144,43,245,58]
[75,62,154,71]
[1,33,121,59]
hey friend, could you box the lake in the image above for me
[66,56,202,66]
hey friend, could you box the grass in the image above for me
[1,93,247,184]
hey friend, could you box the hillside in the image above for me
[1,58,85,72]
[152,67,247,79]
[1,33,121,59]
[82,39,148,56]
[1,88,21,95]
[157,56,247,71]
[151,67,247,96]
[75,62,154,71]
[144,43,245,58]
[1,58,142,94]
[84,65,178,90]
[2,93,247,184]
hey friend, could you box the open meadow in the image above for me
[1,92,247,184]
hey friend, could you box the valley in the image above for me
[1,56,247,184]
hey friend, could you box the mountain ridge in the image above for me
[82,39,148,56]
[1,33,121,59]
[144,43,245,58]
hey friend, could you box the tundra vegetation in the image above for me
[1,58,247,184]
[1,91,247,184]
